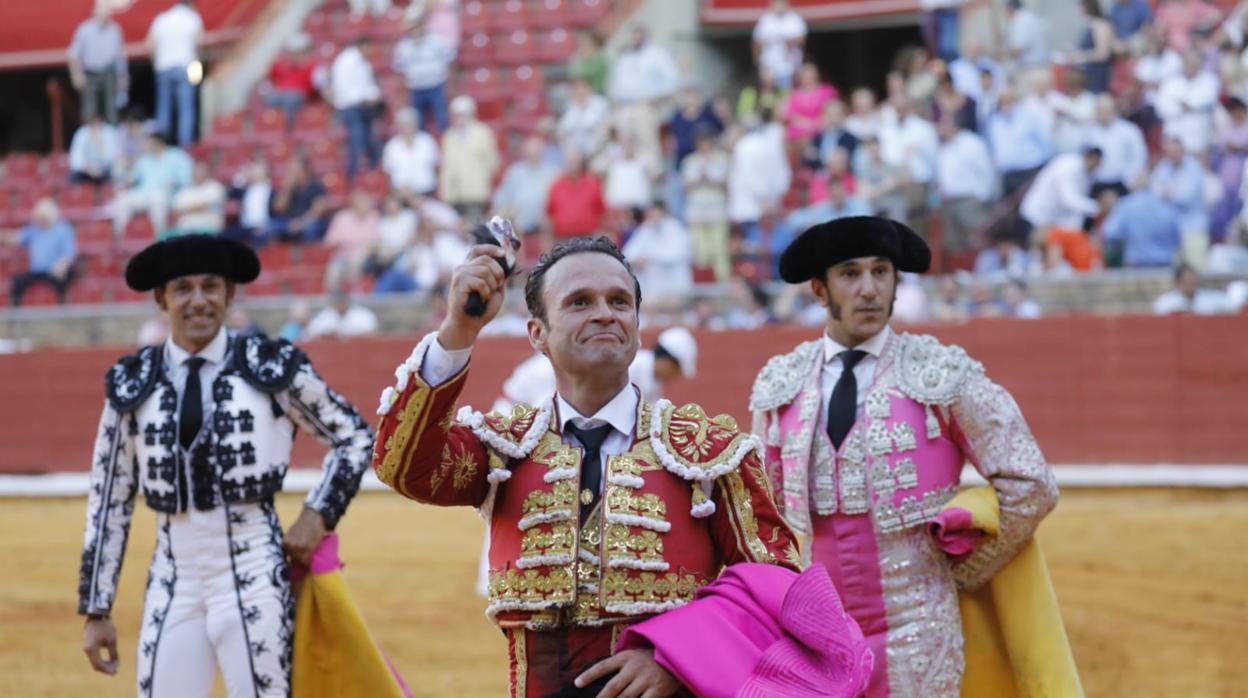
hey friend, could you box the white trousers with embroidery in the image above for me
[137,500,293,698]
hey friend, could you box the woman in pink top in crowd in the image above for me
[783,62,838,142]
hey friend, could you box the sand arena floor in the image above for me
[2,488,1244,697]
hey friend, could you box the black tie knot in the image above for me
[565,422,612,450]
[839,349,868,371]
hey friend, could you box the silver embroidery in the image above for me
[838,432,869,514]
[894,457,919,490]
[868,422,893,456]
[866,390,892,420]
[892,422,918,453]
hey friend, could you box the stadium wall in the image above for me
[1,314,1245,474]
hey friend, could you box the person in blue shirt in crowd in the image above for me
[5,198,78,306]
[784,173,871,233]
[1101,188,1182,267]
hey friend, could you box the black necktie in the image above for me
[827,350,868,450]
[565,422,613,524]
[179,357,207,450]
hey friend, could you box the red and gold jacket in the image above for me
[373,335,801,629]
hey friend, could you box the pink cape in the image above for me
[617,563,873,698]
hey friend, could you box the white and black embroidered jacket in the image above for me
[78,333,373,615]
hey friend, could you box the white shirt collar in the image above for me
[823,325,891,364]
[166,326,229,368]
[556,384,639,438]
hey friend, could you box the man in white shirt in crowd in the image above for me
[1133,25,1183,108]
[68,115,120,185]
[225,160,272,244]
[170,162,227,237]
[329,36,382,180]
[681,127,733,281]
[986,86,1054,198]
[558,78,612,158]
[1085,94,1149,195]
[948,41,1004,102]
[936,116,997,257]
[67,3,128,125]
[752,0,807,89]
[621,200,695,306]
[728,111,791,228]
[392,11,456,132]
[305,290,380,339]
[1157,49,1220,155]
[1004,0,1050,72]
[147,0,203,146]
[1153,264,1234,314]
[609,26,679,165]
[880,97,940,237]
[1020,147,1103,239]
[382,107,440,197]
[492,135,560,236]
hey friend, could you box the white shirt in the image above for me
[163,326,230,448]
[329,46,381,109]
[1152,289,1233,315]
[728,126,791,223]
[68,123,119,174]
[622,216,694,299]
[383,133,440,194]
[1047,90,1096,155]
[937,130,996,202]
[609,43,679,103]
[172,179,227,232]
[880,114,939,184]
[376,209,418,260]
[1134,51,1183,104]
[240,181,271,229]
[1157,71,1220,154]
[1085,118,1149,185]
[753,10,807,84]
[1019,153,1099,229]
[604,155,655,210]
[820,326,891,423]
[148,4,203,72]
[1007,8,1049,69]
[391,33,456,90]
[558,94,612,155]
[304,305,380,338]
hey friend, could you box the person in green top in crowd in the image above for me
[568,30,609,94]
[736,66,789,120]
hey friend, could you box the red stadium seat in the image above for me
[303,9,335,41]
[505,92,548,132]
[58,184,97,221]
[504,64,544,97]
[568,0,608,26]
[530,0,570,30]
[293,104,335,143]
[44,153,70,185]
[491,0,530,32]
[265,140,295,163]
[535,28,575,63]
[373,7,408,40]
[4,153,39,179]
[458,32,494,67]
[461,0,490,33]
[247,108,286,145]
[356,169,390,197]
[337,12,371,41]
[16,187,55,214]
[494,30,535,65]
[205,112,246,148]
[461,67,503,103]
[68,279,107,304]
[76,219,113,246]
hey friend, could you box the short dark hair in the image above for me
[524,236,642,321]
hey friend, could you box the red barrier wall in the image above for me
[2,315,1246,474]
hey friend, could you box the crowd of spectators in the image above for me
[6,0,1248,324]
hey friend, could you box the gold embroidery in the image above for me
[510,629,527,698]
[376,386,430,489]
[604,527,664,563]
[531,434,579,470]
[439,410,455,434]
[604,489,668,522]
[429,447,450,495]
[519,522,576,561]
[520,480,577,523]
[452,449,478,490]
[722,470,777,564]
[600,569,706,608]
[660,403,753,476]
[489,567,575,603]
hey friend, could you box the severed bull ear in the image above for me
[464,216,523,317]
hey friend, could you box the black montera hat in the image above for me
[777,216,931,283]
[124,234,261,291]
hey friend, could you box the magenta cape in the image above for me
[616,563,874,698]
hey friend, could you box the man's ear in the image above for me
[810,278,829,308]
[153,287,167,311]
[527,317,549,356]
[225,281,236,306]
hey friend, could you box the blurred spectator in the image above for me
[374,200,468,293]
[265,33,318,129]
[600,134,660,212]
[1066,0,1115,94]
[1212,97,1248,237]
[1020,147,1102,237]
[168,162,226,237]
[1110,0,1154,45]
[1153,263,1232,314]
[948,41,1003,102]
[669,85,725,166]
[786,174,870,232]
[738,207,796,280]
[383,107,440,196]
[622,201,694,303]
[534,116,565,169]
[844,86,882,141]
[370,194,418,275]
[609,26,679,164]
[305,291,380,338]
[965,279,1006,317]
[67,3,128,125]
[348,0,390,21]
[1044,225,1104,272]
[546,149,606,241]
[921,0,963,62]
[1155,0,1222,53]
[987,87,1054,202]
[974,231,1033,279]
[807,99,859,171]
[973,69,999,132]
[1134,26,1184,107]
[729,112,791,228]
[1001,279,1042,318]
[439,96,500,219]
[263,156,329,244]
[783,62,837,144]
[1004,0,1050,71]
[568,31,609,95]
[1151,136,1210,258]
[324,190,380,291]
[1157,49,1220,155]
[1085,94,1149,194]
[393,11,456,133]
[412,0,461,50]
[492,136,560,236]
[225,307,263,336]
[146,0,203,146]
[893,272,930,323]
[330,36,382,180]
[807,146,855,204]
[5,198,77,306]
[715,278,774,330]
[933,74,976,132]
[1047,71,1096,153]
[752,0,807,89]
[224,160,271,244]
[137,315,170,345]
[879,97,939,237]
[68,115,119,185]
[936,117,996,257]
[928,275,969,322]
[558,78,612,158]
[853,136,907,221]
[115,109,148,178]
[901,46,939,105]
[736,67,785,120]
[280,300,312,342]
[681,128,732,280]
[1101,188,1182,267]
[112,131,193,238]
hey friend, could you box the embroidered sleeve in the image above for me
[709,450,802,572]
[751,407,788,522]
[78,401,140,615]
[947,370,1058,590]
[372,337,494,507]
[285,358,376,530]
